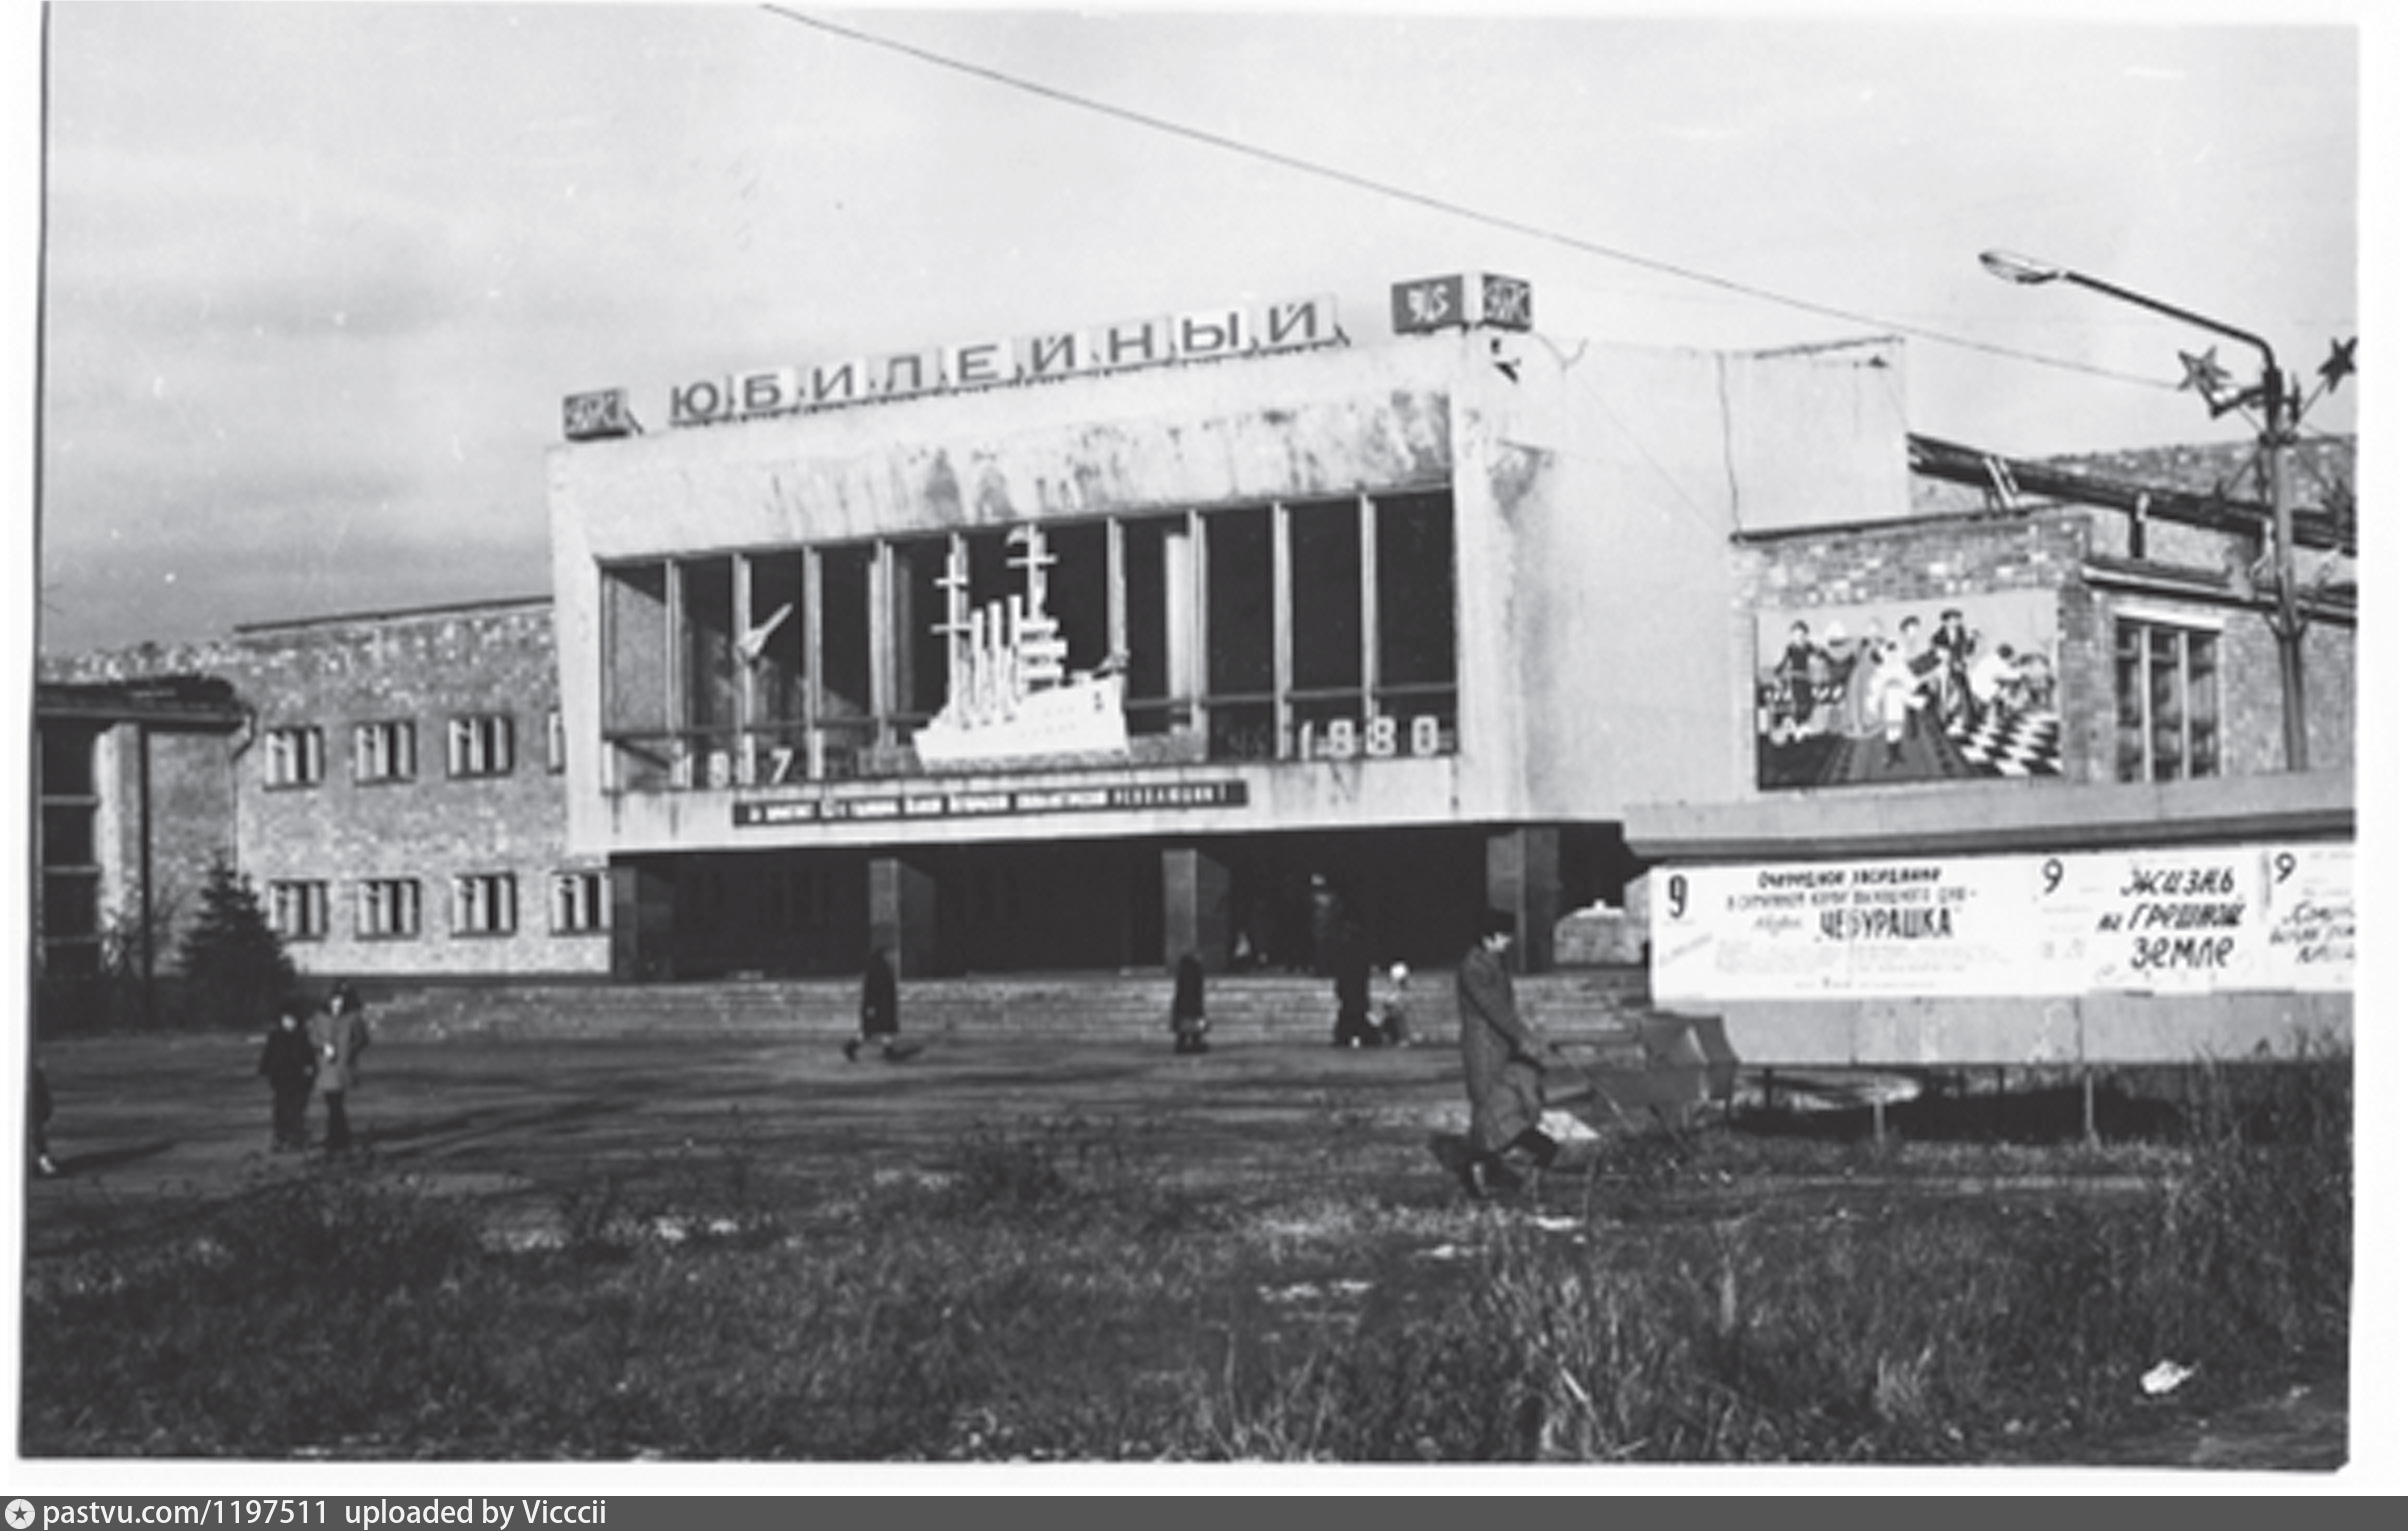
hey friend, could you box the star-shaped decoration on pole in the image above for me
[2316,336,2357,392]
[2177,346,2232,402]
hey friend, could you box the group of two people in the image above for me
[255,982,371,1154]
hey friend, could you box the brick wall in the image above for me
[41,601,608,981]
[1734,504,2354,785]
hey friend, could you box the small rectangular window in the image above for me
[354,720,418,784]
[265,727,325,788]
[550,870,608,934]
[447,714,516,778]
[357,878,422,939]
[268,880,330,941]
[546,709,567,774]
[451,872,518,936]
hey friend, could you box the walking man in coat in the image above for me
[1456,910,1557,1199]
[312,983,371,1155]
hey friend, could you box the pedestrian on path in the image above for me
[258,998,318,1152]
[1455,910,1557,1198]
[846,947,921,1062]
[1170,952,1211,1055]
[312,982,372,1154]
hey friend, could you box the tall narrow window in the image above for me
[550,871,608,935]
[744,551,809,780]
[1120,517,1178,736]
[602,560,671,792]
[357,879,422,939]
[447,715,515,778]
[2115,616,2220,782]
[1204,506,1275,759]
[817,543,876,777]
[269,880,330,941]
[353,720,417,783]
[451,873,518,937]
[1375,489,1458,755]
[265,726,325,788]
[1288,497,1365,756]
[679,556,739,734]
[892,537,953,726]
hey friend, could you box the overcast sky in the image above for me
[17,1,2390,655]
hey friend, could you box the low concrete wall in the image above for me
[1683,990,2350,1068]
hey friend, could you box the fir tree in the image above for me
[176,857,295,1030]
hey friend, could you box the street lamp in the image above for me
[1980,249,2310,772]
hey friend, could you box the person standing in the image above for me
[1771,619,1826,739]
[1329,918,1379,1048]
[1839,617,1887,739]
[1169,952,1210,1055]
[1377,962,1417,1048]
[1873,637,1925,768]
[1929,607,1978,731]
[257,999,319,1152]
[847,946,919,1062]
[311,983,371,1155]
[1455,910,1557,1198]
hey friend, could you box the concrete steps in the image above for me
[354,967,1659,1044]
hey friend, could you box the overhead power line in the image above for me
[760,6,2173,392]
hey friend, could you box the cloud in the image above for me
[46,140,472,345]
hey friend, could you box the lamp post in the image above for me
[1979,249,2309,772]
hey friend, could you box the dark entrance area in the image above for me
[632,849,870,980]
[1219,828,1489,977]
[622,824,1582,983]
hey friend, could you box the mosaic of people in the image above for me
[1754,591,2061,790]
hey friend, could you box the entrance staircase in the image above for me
[356,967,1662,1046]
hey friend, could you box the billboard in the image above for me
[1754,590,2061,790]
[1651,842,2355,1003]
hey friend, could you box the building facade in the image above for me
[1626,433,2357,1065]
[33,268,2356,1063]
[545,276,1911,982]
[35,599,608,999]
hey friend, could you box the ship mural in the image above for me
[913,524,1131,769]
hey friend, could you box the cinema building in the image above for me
[549,275,1915,982]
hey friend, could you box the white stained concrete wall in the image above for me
[1507,337,1910,818]
[549,329,1912,859]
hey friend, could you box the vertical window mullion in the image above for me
[871,541,896,748]
[1186,508,1206,735]
[1271,500,1294,757]
[1106,517,1128,670]
[802,546,825,779]
[1359,490,1381,711]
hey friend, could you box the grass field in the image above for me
[16,1025,2352,1469]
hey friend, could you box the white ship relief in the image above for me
[913,525,1130,769]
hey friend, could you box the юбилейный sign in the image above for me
[1650,843,2353,1002]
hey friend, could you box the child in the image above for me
[258,999,318,1152]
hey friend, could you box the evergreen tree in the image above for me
[176,857,295,1030]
